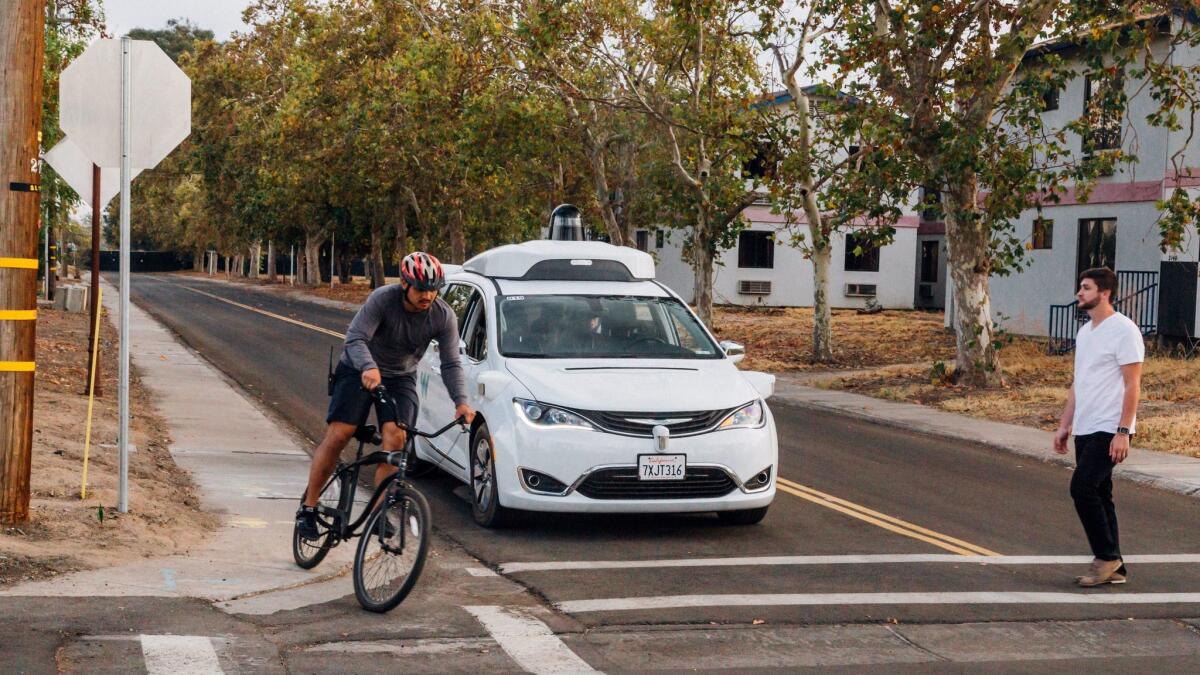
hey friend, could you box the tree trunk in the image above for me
[193,247,204,272]
[304,231,326,287]
[449,208,466,264]
[943,175,1001,386]
[395,206,409,263]
[248,244,259,279]
[267,240,276,282]
[810,243,834,363]
[369,223,386,289]
[692,218,714,325]
[337,249,351,284]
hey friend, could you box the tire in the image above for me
[353,484,431,613]
[716,505,770,526]
[470,421,512,528]
[292,475,344,569]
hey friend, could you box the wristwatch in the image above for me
[1116,426,1133,436]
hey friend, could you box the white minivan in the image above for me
[414,240,778,527]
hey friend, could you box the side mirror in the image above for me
[720,340,745,364]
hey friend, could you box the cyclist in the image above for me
[296,251,475,540]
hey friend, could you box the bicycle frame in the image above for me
[313,386,464,545]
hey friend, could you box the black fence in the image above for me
[1047,270,1159,354]
[98,251,193,272]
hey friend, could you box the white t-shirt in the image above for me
[1072,311,1145,435]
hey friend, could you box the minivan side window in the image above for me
[462,293,487,361]
[441,283,474,328]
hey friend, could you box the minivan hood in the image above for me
[504,359,759,412]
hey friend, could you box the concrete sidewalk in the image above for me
[0,279,356,602]
[771,373,1200,498]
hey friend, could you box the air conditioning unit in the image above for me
[738,280,772,295]
[845,283,877,297]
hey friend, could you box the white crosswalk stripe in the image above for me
[465,605,599,674]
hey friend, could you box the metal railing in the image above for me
[1047,270,1158,354]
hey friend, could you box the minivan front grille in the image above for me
[572,407,734,437]
[575,466,737,500]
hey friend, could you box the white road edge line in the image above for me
[140,635,224,675]
[557,592,1200,613]
[465,605,600,674]
[501,553,1200,573]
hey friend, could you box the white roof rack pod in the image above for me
[462,240,656,281]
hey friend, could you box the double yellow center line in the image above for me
[776,477,1000,556]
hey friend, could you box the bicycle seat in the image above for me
[354,425,382,445]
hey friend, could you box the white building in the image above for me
[649,206,923,309]
[941,13,1199,344]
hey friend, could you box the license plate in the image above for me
[638,454,686,480]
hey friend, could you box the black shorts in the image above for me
[326,362,419,429]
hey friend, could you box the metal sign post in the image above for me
[118,37,132,513]
[59,37,191,513]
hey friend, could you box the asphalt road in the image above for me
[85,272,1200,671]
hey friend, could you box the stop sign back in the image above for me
[59,39,191,169]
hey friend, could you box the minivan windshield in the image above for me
[498,295,722,359]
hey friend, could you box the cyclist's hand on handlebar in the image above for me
[455,403,475,426]
[361,368,382,391]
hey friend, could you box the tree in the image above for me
[127,19,214,63]
[555,0,772,324]
[827,0,1200,385]
[767,4,913,363]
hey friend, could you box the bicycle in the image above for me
[292,384,466,613]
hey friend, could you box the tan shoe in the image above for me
[1076,558,1125,587]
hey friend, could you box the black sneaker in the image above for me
[295,506,321,540]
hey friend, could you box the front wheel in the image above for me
[353,484,431,613]
[471,421,512,528]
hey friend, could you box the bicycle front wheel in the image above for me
[353,484,431,613]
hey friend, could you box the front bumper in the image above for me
[491,410,779,513]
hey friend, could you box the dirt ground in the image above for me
[0,303,217,587]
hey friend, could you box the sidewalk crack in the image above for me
[884,624,951,662]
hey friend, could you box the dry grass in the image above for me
[709,306,956,372]
[822,337,1200,458]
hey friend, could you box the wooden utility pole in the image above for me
[1,0,47,525]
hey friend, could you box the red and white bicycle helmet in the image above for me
[400,251,445,291]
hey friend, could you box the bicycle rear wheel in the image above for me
[353,484,431,613]
[292,474,344,569]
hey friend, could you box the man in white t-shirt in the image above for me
[1053,267,1145,587]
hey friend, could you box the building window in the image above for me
[635,230,650,252]
[655,230,664,249]
[1083,74,1122,153]
[737,231,774,269]
[1032,218,1053,249]
[920,240,939,283]
[1042,85,1059,112]
[844,233,880,272]
[920,186,941,222]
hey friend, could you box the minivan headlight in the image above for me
[514,398,595,430]
[719,400,764,430]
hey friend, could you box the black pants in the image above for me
[1070,432,1121,561]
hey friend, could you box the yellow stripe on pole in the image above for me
[0,310,37,320]
[0,257,39,269]
[81,286,103,500]
[0,361,36,372]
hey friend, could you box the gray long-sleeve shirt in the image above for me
[340,285,468,405]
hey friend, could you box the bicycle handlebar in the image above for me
[368,384,467,439]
